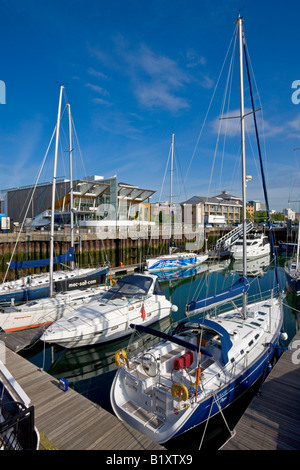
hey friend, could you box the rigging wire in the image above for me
[207,27,238,200]
[2,125,57,284]
[183,23,238,190]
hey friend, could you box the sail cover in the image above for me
[129,323,213,357]
[9,247,74,270]
[187,276,250,315]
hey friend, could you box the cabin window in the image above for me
[153,279,163,295]
[248,340,254,347]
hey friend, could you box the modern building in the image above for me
[0,175,156,229]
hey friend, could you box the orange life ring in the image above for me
[171,382,189,401]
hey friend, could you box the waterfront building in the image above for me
[181,190,242,227]
[0,175,156,229]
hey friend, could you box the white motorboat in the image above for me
[230,231,270,260]
[0,285,106,333]
[41,273,178,348]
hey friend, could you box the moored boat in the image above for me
[40,273,178,348]
[0,285,106,333]
[110,15,285,446]
[230,231,270,260]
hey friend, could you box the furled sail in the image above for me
[9,247,74,270]
[186,276,250,315]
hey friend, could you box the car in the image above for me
[35,223,64,231]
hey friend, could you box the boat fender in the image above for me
[171,383,189,402]
[115,349,127,366]
[280,331,288,341]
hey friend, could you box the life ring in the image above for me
[171,382,189,402]
[115,349,127,366]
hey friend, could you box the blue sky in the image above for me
[0,0,300,212]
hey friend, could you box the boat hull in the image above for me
[171,338,279,442]
[41,303,172,348]
[285,268,300,295]
[146,254,208,272]
[111,328,281,444]
[0,286,106,333]
[0,266,108,304]
[231,245,270,260]
[111,297,283,444]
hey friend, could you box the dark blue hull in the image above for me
[170,333,280,442]
[285,272,300,295]
[0,267,108,304]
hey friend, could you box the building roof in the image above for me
[181,190,242,207]
[118,182,156,202]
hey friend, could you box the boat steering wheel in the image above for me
[141,353,159,377]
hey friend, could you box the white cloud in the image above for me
[85,83,110,96]
[87,67,108,80]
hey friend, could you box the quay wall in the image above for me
[0,226,296,281]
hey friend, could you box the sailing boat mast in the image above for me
[169,133,174,254]
[49,85,64,297]
[237,15,247,319]
[67,103,75,270]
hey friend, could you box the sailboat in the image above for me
[110,15,285,446]
[0,86,108,305]
[284,223,300,295]
[146,134,208,272]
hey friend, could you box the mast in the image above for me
[49,85,64,297]
[237,15,247,319]
[67,103,75,270]
[169,133,174,254]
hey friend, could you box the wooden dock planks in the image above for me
[2,327,300,450]
[223,330,300,450]
[3,346,164,450]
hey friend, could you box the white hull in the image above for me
[41,274,177,348]
[0,286,106,332]
[146,253,208,272]
[231,233,270,260]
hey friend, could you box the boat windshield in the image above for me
[100,275,153,304]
